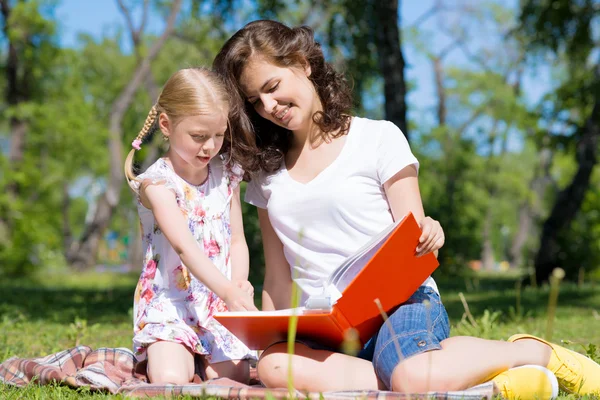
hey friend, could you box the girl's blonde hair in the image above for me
[124,67,231,189]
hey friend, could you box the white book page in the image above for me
[328,218,402,292]
[304,215,407,309]
[215,307,328,317]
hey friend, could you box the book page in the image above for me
[216,307,330,317]
[328,217,404,293]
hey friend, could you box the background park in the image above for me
[0,0,599,398]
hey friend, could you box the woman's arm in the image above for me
[140,182,257,311]
[257,208,294,311]
[383,165,444,258]
[230,186,250,282]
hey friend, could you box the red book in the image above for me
[214,212,439,350]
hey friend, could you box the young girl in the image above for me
[213,20,600,398]
[124,68,258,385]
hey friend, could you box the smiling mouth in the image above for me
[274,104,291,120]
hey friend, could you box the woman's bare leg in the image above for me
[390,336,551,392]
[257,343,385,392]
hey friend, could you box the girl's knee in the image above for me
[149,368,192,385]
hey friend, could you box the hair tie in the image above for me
[132,139,142,150]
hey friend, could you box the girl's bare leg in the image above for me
[146,341,195,384]
[203,358,251,384]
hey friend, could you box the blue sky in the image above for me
[54,0,552,134]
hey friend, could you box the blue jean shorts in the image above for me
[356,285,450,389]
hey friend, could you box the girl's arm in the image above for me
[257,208,294,311]
[383,165,444,258]
[230,186,250,282]
[140,181,257,311]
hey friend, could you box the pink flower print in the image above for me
[207,292,228,317]
[205,239,221,258]
[193,206,206,220]
[141,287,153,303]
[144,256,158,279]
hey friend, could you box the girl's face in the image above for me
[159,111,227,169]
[239,57,320,132]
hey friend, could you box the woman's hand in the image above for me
[416,216,444,257]
[223,283,258,312]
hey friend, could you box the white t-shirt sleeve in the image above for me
[244,177,269,209]
[376,121,419,184]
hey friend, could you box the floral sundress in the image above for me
[130,156,255,364]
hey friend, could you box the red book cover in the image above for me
[214,213,439,350]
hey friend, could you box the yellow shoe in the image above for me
[492,365,559,400]
[508,334,600,394]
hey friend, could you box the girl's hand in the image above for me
[223,284,258,312]
[234,280,254,297]
[416,216,444,257]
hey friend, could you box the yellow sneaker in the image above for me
[508,334,600,394]
[492,365,559,400]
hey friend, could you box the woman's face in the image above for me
[239,57,321,132]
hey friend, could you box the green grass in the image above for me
[1,270,599,398]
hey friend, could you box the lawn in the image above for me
[1,269,599,399]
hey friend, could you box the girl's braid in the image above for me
[132,105,158,150]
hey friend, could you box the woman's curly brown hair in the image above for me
[213,20,353,175]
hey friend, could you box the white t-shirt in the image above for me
[245,116,438,302]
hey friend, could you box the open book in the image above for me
[214,212,439,350]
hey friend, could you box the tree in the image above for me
[520,0,600,282]
[0,0,60,272]
[66,0,183,270]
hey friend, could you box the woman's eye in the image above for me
[216,134,225,138]
[269,83,279,92]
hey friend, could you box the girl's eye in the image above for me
[268,83,279,92]
[216,134,225,138]
[192,135,205,141]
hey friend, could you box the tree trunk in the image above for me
[510,147,553,268]
[481,208,495,270]
[534,66,600,282]
[66,0,183,270]
[374,0,408,140]
[433,56,446,126]
[2,0,28,191]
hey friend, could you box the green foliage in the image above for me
[0,0,598,284]
[520,0,597,61]
[454,308,503,339]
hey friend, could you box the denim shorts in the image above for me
[356,285,450,389]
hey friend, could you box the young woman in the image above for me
[213,20,600,399]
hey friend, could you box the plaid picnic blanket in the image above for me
[0,346,494,399]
